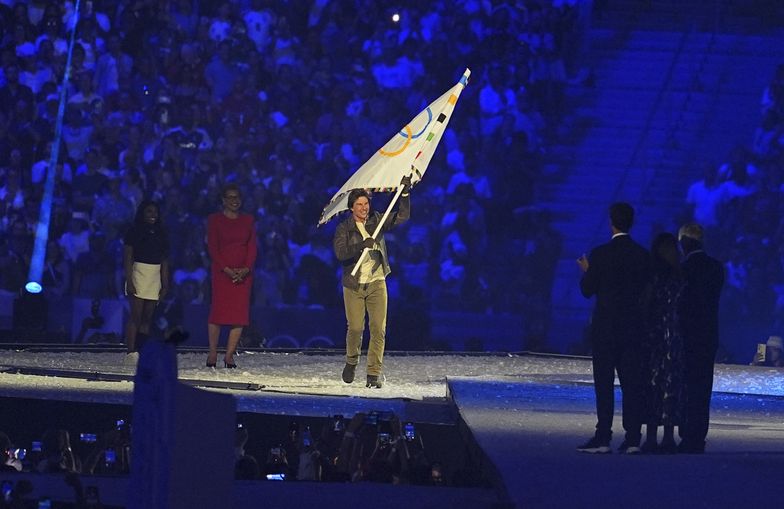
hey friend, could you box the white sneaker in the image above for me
[577,436,612,454]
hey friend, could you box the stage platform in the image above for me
[1,346,784,508]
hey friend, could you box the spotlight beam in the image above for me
[27,0,83,293]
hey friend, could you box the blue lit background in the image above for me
[0,1,782,363]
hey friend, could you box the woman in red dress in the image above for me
[206,183,257,368]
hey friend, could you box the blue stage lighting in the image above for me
[25,282,43,294]
[26,0,82,294]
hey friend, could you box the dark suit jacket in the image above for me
[580,234,651,344]
[680,251,724,352]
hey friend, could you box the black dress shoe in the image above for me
[342,363,357,383]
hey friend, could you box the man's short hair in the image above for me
[347,189,370,209]
[678,222,704,243]
[609,202,634,232]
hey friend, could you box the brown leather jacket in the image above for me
[332,195,410,290]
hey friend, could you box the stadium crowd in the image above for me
[683,63,784,361]
[1,410,477,507]
[0,0,590,348]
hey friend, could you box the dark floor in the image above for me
[449,377,784,509]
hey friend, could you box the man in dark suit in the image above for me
[677,223,724,453]
[576,203,650,454]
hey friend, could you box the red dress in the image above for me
[207,212,257,325]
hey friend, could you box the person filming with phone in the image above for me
[751,335,784,367]
[36,429,80,474]
[0,431,22,472]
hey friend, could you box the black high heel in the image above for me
[224,361,237,369]
[206,361,216,368]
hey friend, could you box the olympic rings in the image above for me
[379,124,412,157]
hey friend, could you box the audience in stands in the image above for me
[0,430,22,472]
[17,412,463,489]
[36,429,80,474]
[682,63,784,361]
[213,413,453,486]
[0,0,583,350]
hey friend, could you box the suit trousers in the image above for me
[343,279,387,376]
[679,347,716,446]
[591,339,644,443]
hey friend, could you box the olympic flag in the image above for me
[318,68,471,226]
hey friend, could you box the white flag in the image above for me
[319,68,471,225]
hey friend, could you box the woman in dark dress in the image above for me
[642,232,685,453]
[206,184,257,368]
[123,200,170,359]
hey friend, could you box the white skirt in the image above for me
[129,262,161,300]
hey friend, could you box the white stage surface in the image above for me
[1,349,783,396]
[1,348,783,422]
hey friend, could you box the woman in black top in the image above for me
[123,200,169,357]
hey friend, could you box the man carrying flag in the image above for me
[321,68,470,388]
[333,175,412,388]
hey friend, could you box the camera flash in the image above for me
[392,13,400,23]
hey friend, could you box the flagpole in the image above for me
[350,176,410,277]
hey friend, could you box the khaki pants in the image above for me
[343,279,387,376]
